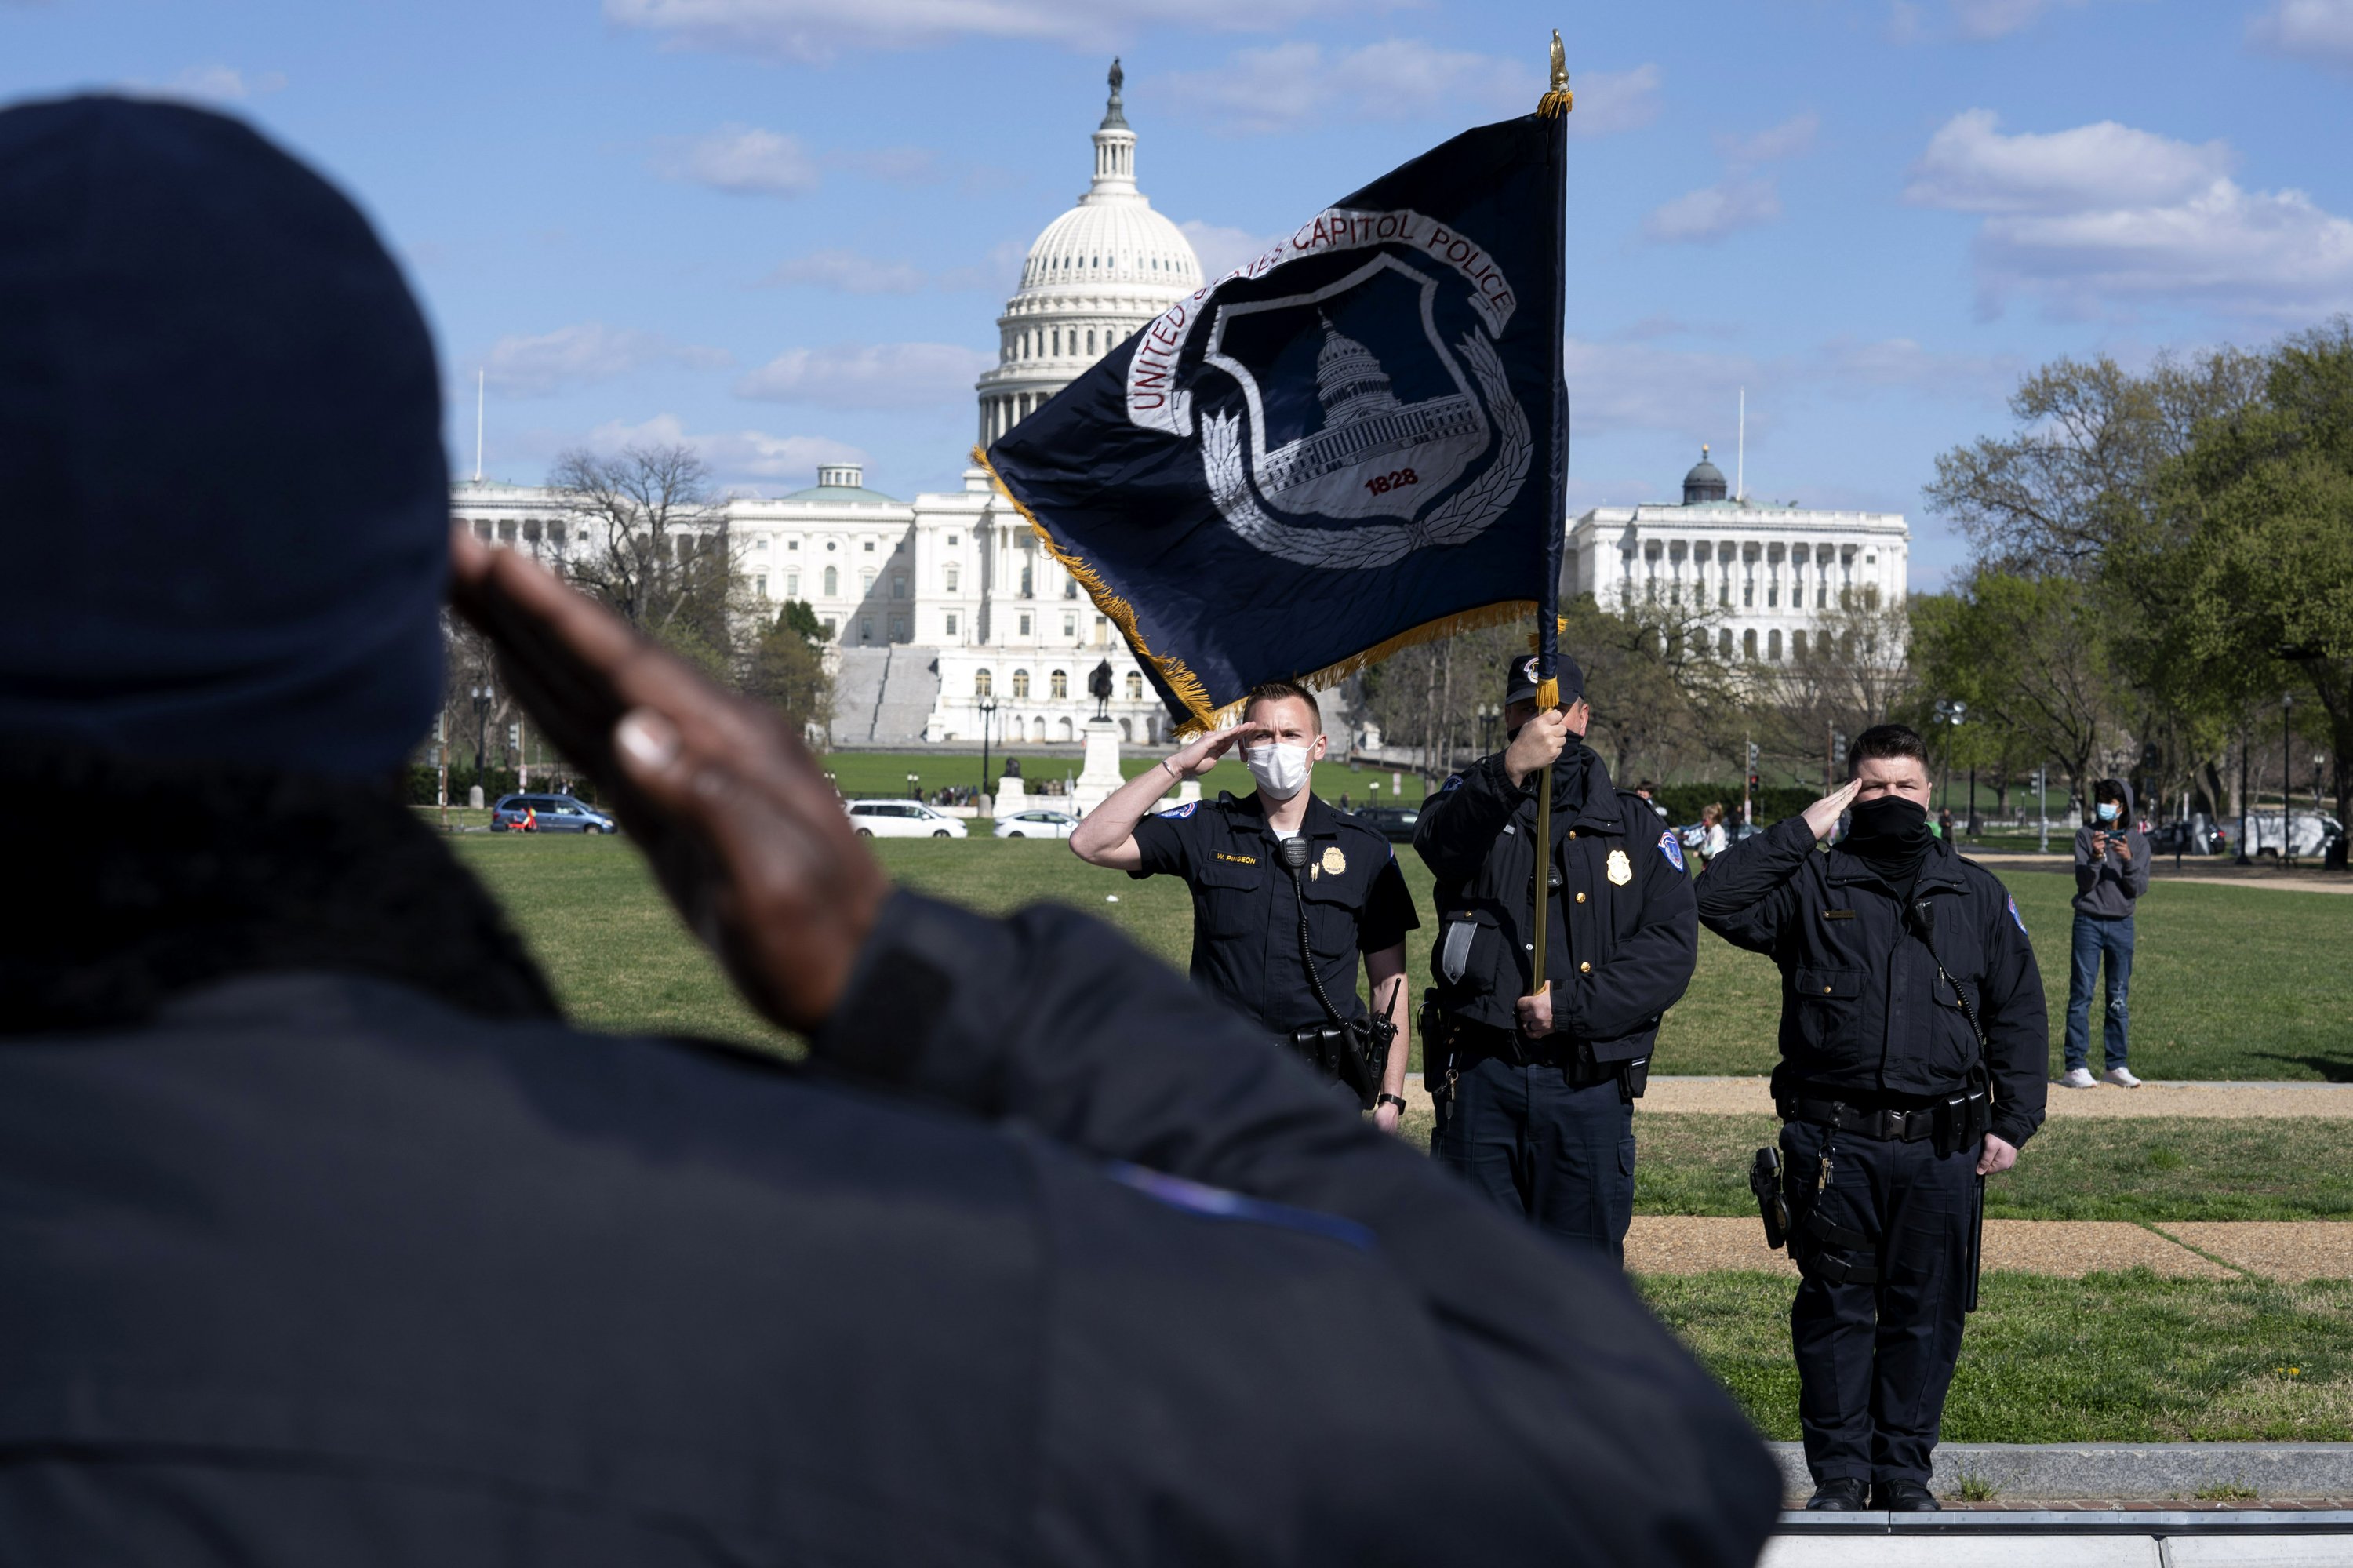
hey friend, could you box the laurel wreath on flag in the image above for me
[1202,327,1531,571]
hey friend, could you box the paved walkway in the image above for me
[1637,1076,2353,1119]
[1398,1078,2353,1120]
[1624,1217,2353,1279]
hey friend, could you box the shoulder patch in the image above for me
[1658,829,1686,873]
[2008,894,2028,935]
[1157,801,1198,819]
[1439,772,1465,794]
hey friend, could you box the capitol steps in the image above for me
[869,647,942,745]
[828,648,891,748]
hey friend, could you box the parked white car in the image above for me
[843,799,969,839]
[994,809,1080,839]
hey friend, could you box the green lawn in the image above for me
[1641,1271,2353,1442]
[1630,1115,2353,1223]
[455,835,2353,1082]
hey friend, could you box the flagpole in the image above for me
[1530,33,1573,1004]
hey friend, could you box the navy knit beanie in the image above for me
[0,96,446,776]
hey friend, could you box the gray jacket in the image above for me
[2073,778,2151,919]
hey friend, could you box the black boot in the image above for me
[1806,1477,1870,1512]
[1873,1479,1941,1512]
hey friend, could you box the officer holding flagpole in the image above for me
[1413,652,1698,1260]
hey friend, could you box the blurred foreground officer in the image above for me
[1697,725,2048,1513]
[1413,654,1699,1261]
[1071,679,1418,1127]
[0,98,1778,1565]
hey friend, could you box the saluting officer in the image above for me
[1696,723,2048,1514]
[1071,680,1420,1126]
[1413,653,1699,1261]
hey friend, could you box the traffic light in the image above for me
[1747,741,1760,768]
[1748,772,1760,794]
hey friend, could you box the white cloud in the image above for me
[1160,39,1538,136]
[1905,111,2353,318]
[762,249,928,293]
[1948,0,2072,38]
[734,341,995,408]
[1974,180,2353,318]
[1176,220,1280,280]
[1643,110,1815,246]
[122,64,288,104]
[829,145,945,185]
[1718,111,1818,168]
[934,237,1031,293]
[1562,64,1664,138]
[1642,179,1783,246]
[1813,337,2020,401]
[1562,337,1766,435]
[2249,0,2353,69]
[1904,109,2232,213]
[654,124,821,196]
[603,0,1358,64]
[587,413,865,486]
[482,323,732,397]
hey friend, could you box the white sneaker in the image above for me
[2102,1066,2143,1088]
[2057,1068,2097,1089]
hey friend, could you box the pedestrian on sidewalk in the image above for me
[2059,779,2149,1090]
[1696,802,1729,870]
[1695,724,2048,1514]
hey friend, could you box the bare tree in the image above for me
[548,443,735,671]
[1925,348,2266,577]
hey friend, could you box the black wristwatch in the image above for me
[1375,1093,1409,1114]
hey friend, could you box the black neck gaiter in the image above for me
[1842,796,1933,892]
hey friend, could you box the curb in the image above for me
[1771,1442,2353,1502]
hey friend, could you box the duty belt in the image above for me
[1777,1096,1940,1143]
[1443,1016,1618,1088]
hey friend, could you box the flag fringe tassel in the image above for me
[970,446,1533,740]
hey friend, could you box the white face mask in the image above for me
[1242,741,1313,801]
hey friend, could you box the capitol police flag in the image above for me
[980,104,1572,733]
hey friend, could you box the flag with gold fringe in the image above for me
[980,108,1569,735]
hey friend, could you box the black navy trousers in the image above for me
[1432,1054,1635,1263]
[1779,1118,1978,1486]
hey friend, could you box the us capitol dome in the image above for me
[974,60,1203,447]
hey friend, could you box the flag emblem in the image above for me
[1140,245,1532,571]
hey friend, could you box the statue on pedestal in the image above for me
[1088,659,1115,721]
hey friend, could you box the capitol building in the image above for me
[453,67,1910,753]
[453,64,1198,751]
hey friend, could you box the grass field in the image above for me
[1631,1115,2353,1223]
[1642,1271,2353,1443]
[454,835,2353,1082]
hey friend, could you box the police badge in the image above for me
[1606,848,1633,886]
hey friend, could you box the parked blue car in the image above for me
[490,793,618,834]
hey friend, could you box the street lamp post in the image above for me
[1933,699,1967,824]
[977,695,998,800]
[1475,700,1498,754]
[2035,766,2049,855]
[2283,693,2295,868]
[471,683,493,799]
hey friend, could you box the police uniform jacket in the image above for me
[1413,746,1698,1061]
[1,782,1779,1566]
[1695,813,2049,1150]
[1131,791,1418,1037]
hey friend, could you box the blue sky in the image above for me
[7,0,2351,584]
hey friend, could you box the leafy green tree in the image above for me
[2158,320,2353,828]
[1910,573,2133,811]
[743,604,834,744]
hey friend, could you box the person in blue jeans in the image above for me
[2060,779,2150,1088]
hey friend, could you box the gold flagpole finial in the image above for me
[1538,29,1573,117]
